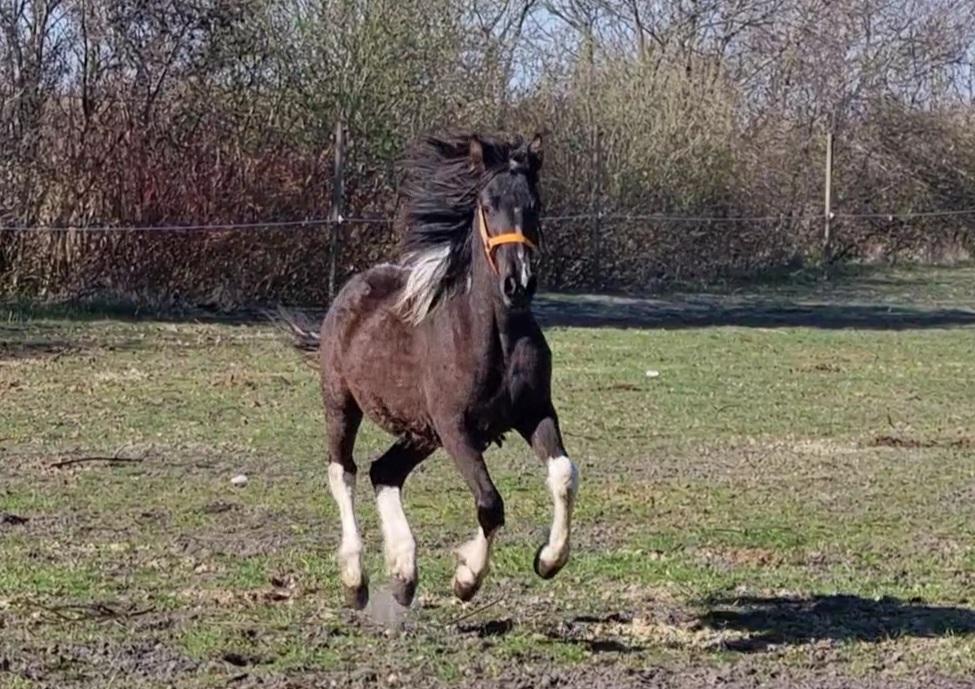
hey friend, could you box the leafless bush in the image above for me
[2,0,974,304]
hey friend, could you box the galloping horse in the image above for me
[285,132,578,609]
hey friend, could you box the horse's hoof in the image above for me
[452,575,481,602]
[533,543,566,580]
[344,582,369,610]
[390,575,417,607]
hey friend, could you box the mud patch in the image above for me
[10,638,199,686]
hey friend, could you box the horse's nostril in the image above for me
[503,276,519,298]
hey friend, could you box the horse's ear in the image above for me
[528,132,544,171]
[469,137,485,172]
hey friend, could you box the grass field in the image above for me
[2,265,975,688]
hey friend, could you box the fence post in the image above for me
[328,117,346,302]
[823,130,834,268]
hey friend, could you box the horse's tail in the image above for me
[267,306,321,357]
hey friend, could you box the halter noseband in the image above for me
[477,204,537,275]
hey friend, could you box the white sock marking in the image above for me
[454,527,494,589]
[538,455,579,571]
[375,486,416,583]
[327,463,363,589]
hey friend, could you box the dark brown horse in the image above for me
[285,132,578,609]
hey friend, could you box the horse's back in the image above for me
[320,263,404,336]
[330,264,406,313]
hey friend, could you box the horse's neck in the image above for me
[456,254,513,365]
[465,279,505,360]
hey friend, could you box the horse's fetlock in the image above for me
[476,493,505,533]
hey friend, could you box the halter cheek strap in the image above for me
[477,204,537,275]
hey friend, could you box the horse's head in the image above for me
[470,134,544,311]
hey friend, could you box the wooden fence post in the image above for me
[328,118,346,302]
[823,130,834,267]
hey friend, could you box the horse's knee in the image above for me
[368,458,389,488]
[476,490,505,535]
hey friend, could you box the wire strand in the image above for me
[2,207,974,232]
[0,217,389,232]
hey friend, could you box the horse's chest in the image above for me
[467,364,528,441]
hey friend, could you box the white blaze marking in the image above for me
[538,455,579,571]
[375,486,416,583]
[518,245,530,288]
[454,527,494,589]
[327,463,363,589]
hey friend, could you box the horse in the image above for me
[282,131,579,609]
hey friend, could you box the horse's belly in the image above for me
[355,386,436,442]
[344,345,436,442]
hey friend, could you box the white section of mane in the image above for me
[395,245,451,325]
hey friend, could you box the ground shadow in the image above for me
[8,295,975,332]
[532,294,975,330]
[698,594,975,652]
[1,300,271,327]
[0,332,145,362]
[5,263,975,331]
[0,338,77,362]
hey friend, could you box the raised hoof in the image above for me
[452,575,482,603]
[533,543,566,580]
[390,575,417,607]
[343,582,369,610]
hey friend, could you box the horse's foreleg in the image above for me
[369,440,433,607]
[325,401,366,609]
[441,433,504,602]
[521,411,579,579]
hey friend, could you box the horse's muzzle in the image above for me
[502,274,536,309]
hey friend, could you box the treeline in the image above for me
[2,0,974,304]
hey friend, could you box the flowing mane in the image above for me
[396,132,537,324]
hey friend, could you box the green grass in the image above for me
[2,265,975,687]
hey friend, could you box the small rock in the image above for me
[386,673,398,685]
[230,474,248,487]
[645,369,660,378]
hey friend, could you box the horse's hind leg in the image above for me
[369,438,434,607]
[325,395,367,609]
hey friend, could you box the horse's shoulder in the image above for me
[508,316,551,379]
[517,316,550,353]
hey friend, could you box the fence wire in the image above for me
[2,207,975,233]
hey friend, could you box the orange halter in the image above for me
[477,204,537,275]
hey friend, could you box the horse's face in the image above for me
[475,135,544,311]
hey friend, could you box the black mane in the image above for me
[398,131,537,297]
